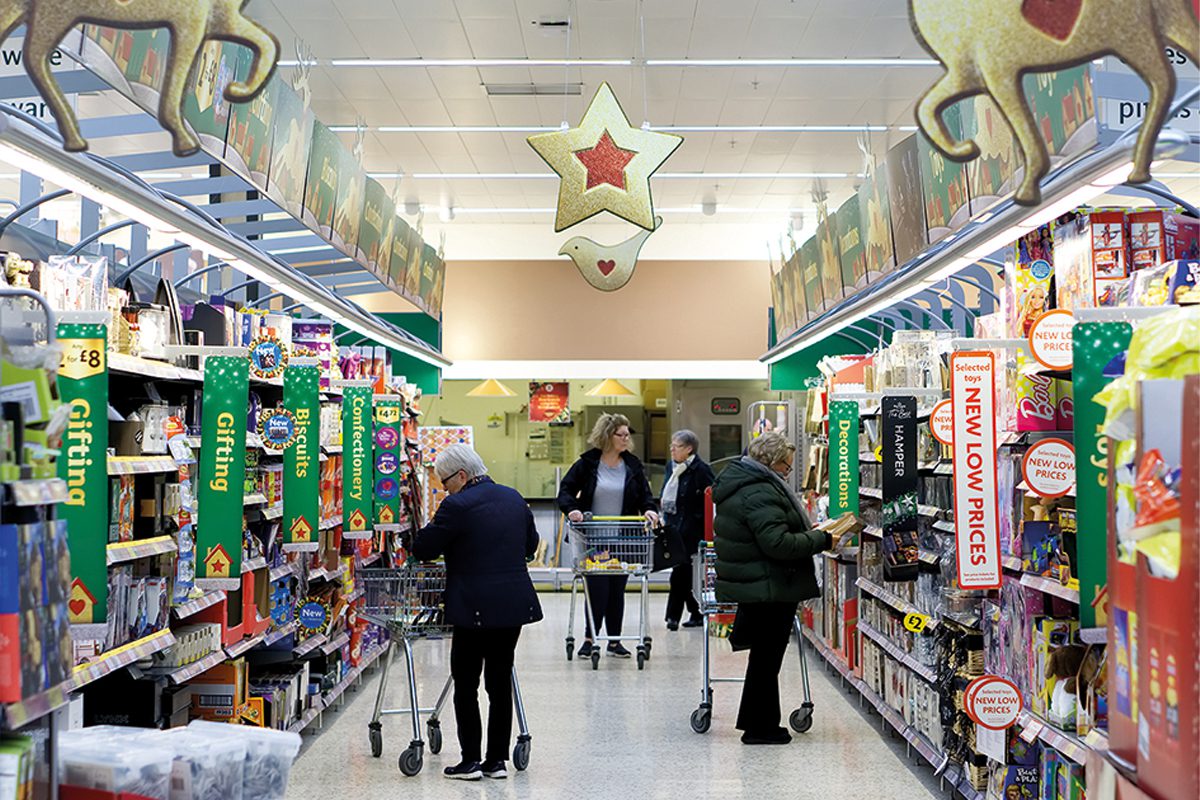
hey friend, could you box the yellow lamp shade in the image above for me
[585,378,636,397]
[466,378,518,397]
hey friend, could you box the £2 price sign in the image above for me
[950,351,1001,590]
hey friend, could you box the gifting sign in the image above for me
[950,351,1002,590]
[964,676,1022,730]
[56,320,109,623]
[372,396,404,530]
[1022,438,1075,499]
[828,400,860,516]
[342,382,374,536]
[1074,321,1133,627]
[1028,309,1075,370]
[528,382,571,424]
[197,354,249,590]
[283,361,320,552]
[929,399,953,445]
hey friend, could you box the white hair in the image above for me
[435,444,488,482]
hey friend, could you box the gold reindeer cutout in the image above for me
[910,0,1198,205]
[0,0,279,155]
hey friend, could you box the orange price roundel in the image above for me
[1028,309,1075,371]
[1022,437,1076,499]
[929,399,953,446]
[964,675,1023,731]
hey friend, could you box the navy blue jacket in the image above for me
[661,457,715,552]
[412,477,544,629]
[556,449,659,517]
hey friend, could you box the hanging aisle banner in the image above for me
[950,352,1002,590]
[341,381,374,538]
[197,351,249,590]
[56,316,109,624]
[372,396,404,529]
[828,400,860,517]
[881,396,919,582]
[283,359,320,552]
[1073,321,1132,627]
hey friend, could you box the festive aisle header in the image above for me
[74,27,446,320]
[770,66,1096,341]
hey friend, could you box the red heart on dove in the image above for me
[69,598,86,616]
[596,259,616,276]
[1021,0,1083,41]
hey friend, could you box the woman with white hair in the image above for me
[413,444,543,781]
[661,429,714,631]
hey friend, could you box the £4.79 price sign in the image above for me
[950,351,1001,589]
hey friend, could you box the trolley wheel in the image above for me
[790,704,814,734]
[512,737,531,771]
[590,650,600,670]
[398,745,423,777]
[427,721,443,755]
[690,706,712,734]
[368,723,383,758]
[566,638,574,662]
[643,638,652,660]
[637,650,646,670]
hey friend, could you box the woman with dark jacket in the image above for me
[661,429,715,631]
[413,444,543,781]
[713,432,844,745]
[557,413,659,661]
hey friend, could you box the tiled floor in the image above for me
[286,593,942,799]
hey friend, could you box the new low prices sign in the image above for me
[965,675,1023,731]
[1022,438,1076,499]
[950,351,1001,589]
[1028,309,1075,371]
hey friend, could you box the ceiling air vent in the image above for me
[484,83,583,96]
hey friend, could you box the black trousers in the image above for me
[733,602,798,734]
[450,626,521,763]
[665,556,700,621]
[584,574,627,638]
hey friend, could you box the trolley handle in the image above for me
[584,514,651,521]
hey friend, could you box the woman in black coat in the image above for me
[556,413,658,661]
[413,444,543,781]
[661,429,715,630]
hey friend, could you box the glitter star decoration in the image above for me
[528,82,682,232]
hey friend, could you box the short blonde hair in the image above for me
[747,432,795,467]
[588,413,631,450]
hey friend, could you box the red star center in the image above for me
[574,130,636,191]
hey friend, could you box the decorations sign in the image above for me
[1022,437,1076,499]
[828,400,860,517]
[1028,309,1075,371]
[197,354,249,589]
[964,675,1023,730]
[342,383,373,538]
[950,351,1002,590]
[259,407,297,450]
[372,396,404,529]
[1073,321,1133,627]
[248,335,288,380]
[283,362,320,552]
[908,1,1180,204]
[929,398,954,446]
[881,396,919,582]
[56,320,109,623]
[528,382,571,424]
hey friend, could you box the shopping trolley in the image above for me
[362,564,533,776]
[689,489,814,735]
[564,516,656,670]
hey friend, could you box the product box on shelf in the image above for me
[0,519,72,703]
[1126,209,1200,271]
[190,658,248,722]
[1126,259,1200,306]
[1055,209,1129,310]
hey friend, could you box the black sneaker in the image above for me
[741,728,792,745]
[682,615,704,628]
[607,643,632,658]
[481,760,507,779]
[665,619,680,631]
[577,640,594,660]
[444,761,483,780]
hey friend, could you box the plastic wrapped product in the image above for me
[162,727,247,800]
[188,721,301,800]
[59,731,173,799]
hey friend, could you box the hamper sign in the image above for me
[828,400,860,516]
[342,383,374,537]
[950,352,1001,590]
[197,354,249,590]
[283,361,320,552]
[56,320,109,623]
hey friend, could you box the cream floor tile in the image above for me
[286,593,942,799]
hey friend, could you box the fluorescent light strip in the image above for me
[413,206,814,215]
[443,360,768,381]
[332,58,632,67]
[645,58,939,67]
[282,57,934,68]
[356,124,893,133]
[371,171,857,180]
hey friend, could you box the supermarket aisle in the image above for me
[287,593,940,799]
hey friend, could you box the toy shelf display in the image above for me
[797,206,1199,800]
[0,249,432,797]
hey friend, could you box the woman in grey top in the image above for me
[556,413,659,660]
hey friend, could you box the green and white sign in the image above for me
[197,352,249,590]
[56,318,109,624]
[342,381,374,538]
[829,400,860,517]
[1073,321,1132,628]
[372,396,404,527]
[283,360,320,552]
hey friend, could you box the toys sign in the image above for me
[1028,310,1075,371]
[965,676,1023,731]
[1022,438,1076,499]
[929,399,953,445]
[950,352,1002,590]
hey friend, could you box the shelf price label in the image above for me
[903,612,930,634]
[56,322,109,623]
[284,364,321,552]
[828,400,860,516]
[950,352,1001,590]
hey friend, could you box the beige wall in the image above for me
[361,259,770,362]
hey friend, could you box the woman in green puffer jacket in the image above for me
[713,431,840,745]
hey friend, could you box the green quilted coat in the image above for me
[712,459,829,604]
